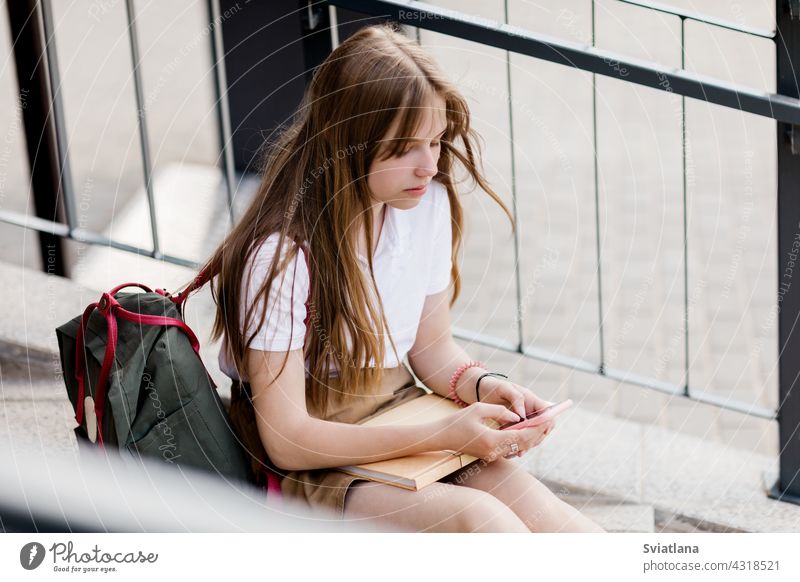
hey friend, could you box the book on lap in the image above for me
[337,393,479,491]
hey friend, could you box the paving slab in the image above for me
[520,406,644,504]
[641,424,800,533]
[579,503,655,533]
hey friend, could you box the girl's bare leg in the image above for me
[443,458,606,533]
[343,479,530,532]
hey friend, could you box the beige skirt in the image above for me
[280,364,427,519]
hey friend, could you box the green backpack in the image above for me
[55,276,253,486]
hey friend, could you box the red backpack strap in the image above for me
[109,282,153,295]
[264,470,283,499]
[170,270,210,306]
[74,299,117,447]
[74,291,204,447]
[113,307,201,354]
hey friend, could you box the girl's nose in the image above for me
[415,150,438,177]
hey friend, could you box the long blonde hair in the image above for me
[189,24,513,415]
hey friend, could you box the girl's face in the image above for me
[367,95,447,210]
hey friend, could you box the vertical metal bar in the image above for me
[414,12,421,45]
[591,0,606,372]
[681,16,690,397]
[771,0,800,505]
[329,4,341,48]
[503,0,524,351]
[124,0,160,259]
[39,0,76,234]
[207,0,236,226]
[7,0,71,276]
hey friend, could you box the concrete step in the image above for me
[0,354,77,455]
[549,484,656,532]
[0,393,78,456]
[577,503,655,533]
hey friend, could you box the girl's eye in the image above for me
[391,139,441,158]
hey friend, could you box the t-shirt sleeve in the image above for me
[427,183,453,295]
[241,236,309,352]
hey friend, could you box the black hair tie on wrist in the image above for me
[476,372,508,402]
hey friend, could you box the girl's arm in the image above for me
[246,348,450,472]
[247,338,532,471]
[407,289,487,406]
[408,289,555,430]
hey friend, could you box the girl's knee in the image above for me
[454,490,529,533]
[464,459,556,501]
[343,480,530,532]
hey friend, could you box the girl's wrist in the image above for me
[448,360,483,406]
[455,366,489,405]
[430,417,455,452]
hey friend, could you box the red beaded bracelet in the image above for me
[448,361,486,408]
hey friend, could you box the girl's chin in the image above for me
[389,198,422,209]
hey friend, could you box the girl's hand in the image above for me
[500,424,551,459]
[440,403,524,461]
[439,403,552,462]
[477,376,557,457]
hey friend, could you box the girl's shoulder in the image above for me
[245,233,309,285]
[250,233,307,262]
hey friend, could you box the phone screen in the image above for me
[497,404,555,430]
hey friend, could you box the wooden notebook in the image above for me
[337,393,478,491]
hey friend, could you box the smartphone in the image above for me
[498,399,573,431]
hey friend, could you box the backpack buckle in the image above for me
[97,292,118,315]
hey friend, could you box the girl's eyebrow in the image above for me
[402,126,448,142]
[377,126,448,144]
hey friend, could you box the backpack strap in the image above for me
[113,307,201,353]
[168,270,210,309]
[159,246,294,313]
[74,291,204,447]
[265,470,282,498]
[74,300,116,447]
[109,282,153,295]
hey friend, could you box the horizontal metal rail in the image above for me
[331,0,800,124]
[452,326,777,420]
[0,208,197,269]
[617,0,776,39]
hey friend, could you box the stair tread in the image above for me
[572,503,656,533]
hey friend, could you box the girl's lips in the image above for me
[404,184,428,195]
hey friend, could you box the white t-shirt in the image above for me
[218,179,452,381]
